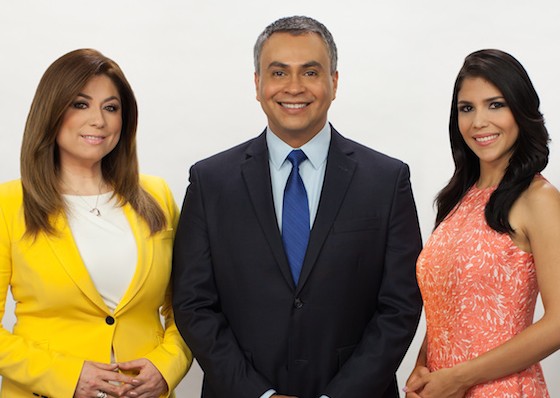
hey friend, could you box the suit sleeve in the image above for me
[0,194,84,397]
[172,165,272,397]
[141,177,193,396]
[325,163,423,397]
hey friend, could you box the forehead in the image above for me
[458,77,503,99]
[260,32,330,65]
[81,74,119,94]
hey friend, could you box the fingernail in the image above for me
[402,386,409,392]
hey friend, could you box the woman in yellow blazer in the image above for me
[0,49,191,398]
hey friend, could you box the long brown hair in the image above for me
[21,48,166,236]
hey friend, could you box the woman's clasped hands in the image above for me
[404,364,470,398]
[74,359,168,398]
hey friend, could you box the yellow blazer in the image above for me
[0,175,191,398]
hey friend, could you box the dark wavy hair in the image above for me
[435,49,550,233]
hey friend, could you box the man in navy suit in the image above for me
[172,15,422,398]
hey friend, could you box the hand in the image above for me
[117,358,168,397]
[404,365,430,398]
[405,366,469,398]
[74,361,134,398]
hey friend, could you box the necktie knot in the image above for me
[287,149,307,169]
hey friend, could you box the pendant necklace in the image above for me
[66,179,104,217]
[85,194,101,217]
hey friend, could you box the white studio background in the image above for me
[1,1,559,396]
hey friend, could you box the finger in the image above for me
[118,358,146,370]
[90,361,120,371]
[404,379,426,394]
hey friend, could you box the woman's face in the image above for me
[457,77,519,171]
[56,74,122,170]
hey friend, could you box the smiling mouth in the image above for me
[475,134,499,143]
[280,103,308,109]
[81,134,105,142]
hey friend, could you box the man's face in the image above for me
[255,32,338,146]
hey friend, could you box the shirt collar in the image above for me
[266,123,331,171]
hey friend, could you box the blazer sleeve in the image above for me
[0,189,84,397]
[140,177,193,395]
[172,165,272,397]
[324,163,423,396]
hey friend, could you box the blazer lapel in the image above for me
[297,129,357,290]
[241,132,295,288]
[114,203,153,315]
[44,214,109,312]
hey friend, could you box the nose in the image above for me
[89,107,106,128]
[284,75,305,95]
[472,109,489,129]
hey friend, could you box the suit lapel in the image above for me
[114,203,153,315]
[44,213,109,312]
[297,130,357,291]
[241,133,295,288]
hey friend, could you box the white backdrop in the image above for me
[1,1,559,396]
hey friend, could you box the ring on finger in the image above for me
[96,391,107,398]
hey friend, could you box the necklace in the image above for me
[81,194,101,216]
[64,179,104,217]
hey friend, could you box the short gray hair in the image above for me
[253,16,338,75]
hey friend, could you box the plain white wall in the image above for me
[1,1,559,396]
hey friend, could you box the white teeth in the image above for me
[282,103,307,109]
[83,135,103,140]
[475,134,498,142]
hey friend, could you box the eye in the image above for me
[272,70,286,77]
[104,104,120,112]
[304,70,318,77]
[72,101,88,110]
[458,105,473,113]
[489,101,507,109]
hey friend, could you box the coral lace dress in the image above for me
[417,185,549,397]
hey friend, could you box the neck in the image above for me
[477,166,506,189]
[60,166,107,195]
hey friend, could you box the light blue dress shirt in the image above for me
[266,123,331,231]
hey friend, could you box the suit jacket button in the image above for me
[294,298,304,309]
[105,316,115,325]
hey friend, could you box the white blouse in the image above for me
[64,192,137,312]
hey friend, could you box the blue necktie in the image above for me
[282,150,310,284]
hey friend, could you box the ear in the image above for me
[254,72,261,102]
[331,70,339,100]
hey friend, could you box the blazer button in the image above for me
[294,298,304,309]
[105,316,115,325]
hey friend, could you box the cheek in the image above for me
[457,116,469,136]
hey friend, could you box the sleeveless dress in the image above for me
[417,185,549,397]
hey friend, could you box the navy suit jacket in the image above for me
[172,127,423,398]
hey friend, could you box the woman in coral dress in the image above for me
[405,49,560,397]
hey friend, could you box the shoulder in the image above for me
[519,176,560,211]
[512,176,560,240]
[139,174,174,206]
[332,129,407,167]
[139,174,169,193]
[0,179,23,207]
[0,180,24,228]
[193,136,262,170]
[331,130,409,180]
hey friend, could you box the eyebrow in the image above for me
[266,60,324,70]
[457,96,505,104]
[76,92,121,103]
